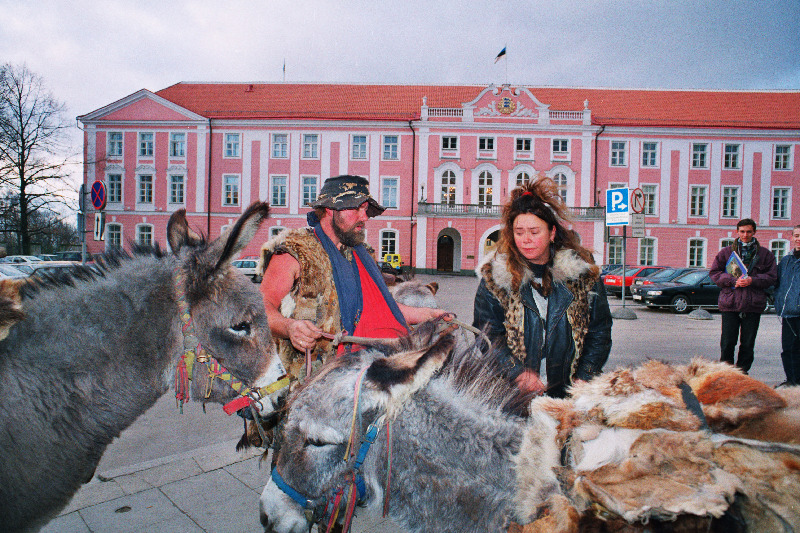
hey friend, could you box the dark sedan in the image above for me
[629,267,699,296]
[633,269,721,314]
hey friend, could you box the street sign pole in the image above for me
[605,188,637,320]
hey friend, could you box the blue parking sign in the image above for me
[606,188,630,226]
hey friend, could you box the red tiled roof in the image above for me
[155,83,800,129]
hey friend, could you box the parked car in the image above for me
[55,251,83,262]
[231,257,261,282]
[1,255,43,266]
[382,253,404,273]
[634,269,721,314]
[0,264,29,279]
[630,267,699,295]
[29,261,82,278]
[601,264,622,276]
[600,265,624,284]
[38,254,59,261]
[603,265,667,298]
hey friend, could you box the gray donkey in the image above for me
[0,202,286,533]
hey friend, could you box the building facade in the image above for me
[78,83,800,273]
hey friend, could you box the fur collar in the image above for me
[477,248,597,291]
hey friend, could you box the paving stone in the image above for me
[59,479,126,515]
[40,511,90,533]
[139,457,203,487]
[113,471,154,494]
[78,488,200,533]
[224,454,271,491]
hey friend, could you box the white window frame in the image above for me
[107,173,123,204]
[382,135,399,160]
[381,177,399,209]
[515,171,531,187]
[639,237,657,266]
[477,136,496,159]
[721,186,740,219]
[641,141,659,168]
[301,176,318,207]
[641,184,657,216]
[270,175,287,207]
[440,169,457,206]
[108,132,123,158]
[723,144,741,170]
[223,174,240,206]
[272,133,288,158]
[270,226,286,238]
[551,138,570,161]
[302,134,319,159]
[477,170,493,208]
[169,174,185,205]
[688,238,707,268]
[720,238,735,250]
[775,144,793,171]
[137,174,153,204]
[771,240,790,263]
[689,185,708,217]
[380,229,398,260]
[351,135,367,160]
[106,222,123,250]
[772,187,792,219]
[136,224,153,247]
[224,133,241,158]
[610,140,627,167]
[515,137,532,153]
[553,172,568,204]
[441,135,458,152]
[608,236,623,265]
[691,143,708,169]
[169,132,186,158]
[138,132,154,157]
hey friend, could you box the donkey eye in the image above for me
[228,322,251,337]
[304,437,330,448]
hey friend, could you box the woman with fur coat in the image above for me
[473,178,612,398]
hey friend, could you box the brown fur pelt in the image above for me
[0,278,27,341]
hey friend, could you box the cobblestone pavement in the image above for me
[42,273,786,532]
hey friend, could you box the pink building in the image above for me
[78,83,800,273]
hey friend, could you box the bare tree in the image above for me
[0,63,74,255]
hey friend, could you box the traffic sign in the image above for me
[605,188,630,226]
[90,180,107,210]
[630,213,646,238]
[631,187,645,214]
[94,212,106,241]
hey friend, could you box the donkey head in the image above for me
[259,329,455,533]
[167,202,285,412]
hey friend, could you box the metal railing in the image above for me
[417,202,604,220]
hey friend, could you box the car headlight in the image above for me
[648,290,662,295]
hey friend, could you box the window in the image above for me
[478,137,495,151]
[270,226,285,238]
[442,136,457,150]
[608,236,623,265]
[773,187,791,219]
[272,134,288,158]
[691,143,708,168]
[689,185,707,217]
[642,184,657,215]
[382,135,398,160]
[688,239,706,267]
[515,138,531,152]
[170,175,184,204]
[380,230,398,258]
[302,134,319,158]
[138,132,153,157]
[721,238,735,249]
[270,176,287,207]
[382,177,398,209]
[642,142,658,167]
[516,172,530,187]
[721,186,739,218]
[137,225,153,247]
[106,223,122,249]
[170,132,186,157]
[724,144,740,169]
[107,174,122,203]
[772,241,789,263]
[224,133,240,158]
[352,135,367,159]
[136,225,153,247]
[552,139,568,154]
[639,237,656,266]
[108,132,123,157]
[477,171,493,208]
[610,141,627,166]
[441,170,456,206]
[223,175,240,206]
[775,145,792,170]
[302,176,317,206]
[553,173,567,204]
[138,175,153,203]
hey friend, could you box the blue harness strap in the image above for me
[271,467,315,509]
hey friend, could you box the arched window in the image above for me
[516,172,530,187]
[478,171,493,208]
[440,170,456,206]
[553,173,567,204]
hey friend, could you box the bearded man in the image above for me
[259,175,446,378]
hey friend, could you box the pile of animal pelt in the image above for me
[512,359,800,532]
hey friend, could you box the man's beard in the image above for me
[332,212,365,247]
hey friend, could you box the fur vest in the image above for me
[258,228,341,378]
[476,248,603,383]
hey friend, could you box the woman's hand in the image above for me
[514,370,547,395]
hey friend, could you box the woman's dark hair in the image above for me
[498,176,595,291]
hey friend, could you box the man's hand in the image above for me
[514,370,547,395]
[735,276,752,288]
[397,303,453,325]
[287,319,324,352]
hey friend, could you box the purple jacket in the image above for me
[709,241,777,313]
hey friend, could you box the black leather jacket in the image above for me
[473,276,612,398]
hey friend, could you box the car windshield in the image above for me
[673,270,707,285]
[0,265,25,277]
[624,267,639,276]
[647,268,676,280]
[606,267,624,275]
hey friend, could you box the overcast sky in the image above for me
[1,0,799,188]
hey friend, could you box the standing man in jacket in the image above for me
[774,224,800,385]
[709,218,778,373]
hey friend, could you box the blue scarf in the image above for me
[307,212,407,336]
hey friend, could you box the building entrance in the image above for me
[437,235,454,271]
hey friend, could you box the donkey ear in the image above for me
[366,333,454,416]
[209,202,270,270]
[167,209,204,253]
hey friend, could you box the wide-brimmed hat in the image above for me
[310,175,385,217]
